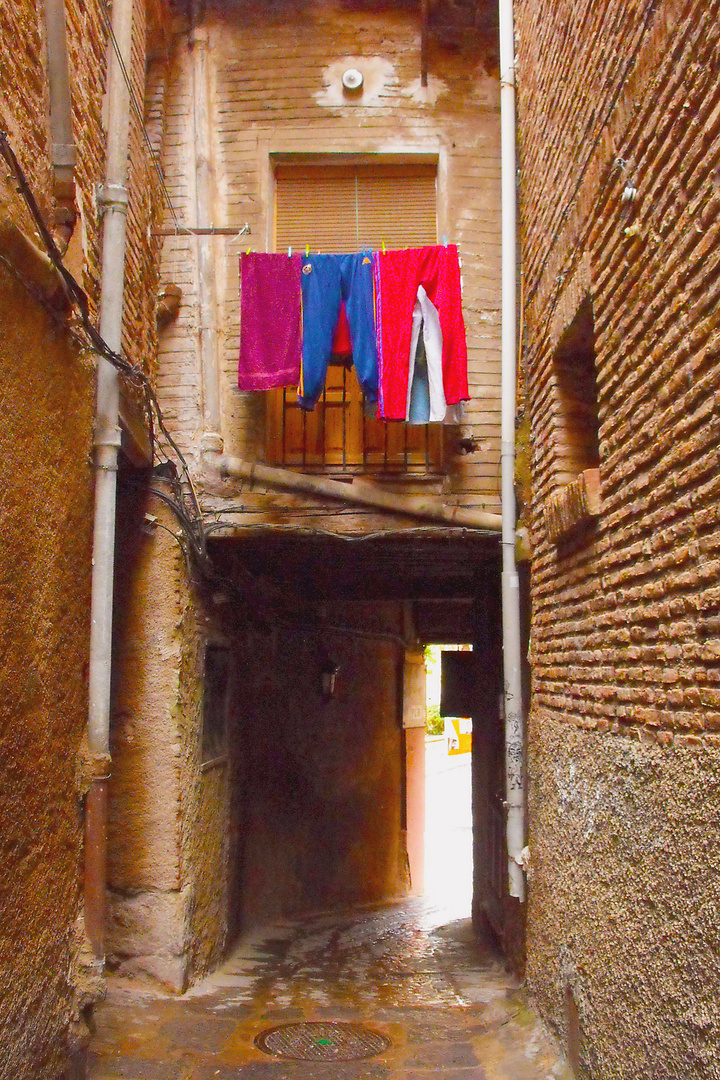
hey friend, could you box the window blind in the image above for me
[274,164,438,252]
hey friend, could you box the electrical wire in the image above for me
[0,127,210,579]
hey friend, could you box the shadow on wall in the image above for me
[228,606,408,934]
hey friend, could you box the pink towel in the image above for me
[238,253,302,391]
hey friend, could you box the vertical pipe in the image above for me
[190,1,223,452]
[43,0,77,244]
[420,0,429,87]
[85,0,135,960]
[498,0,526,901]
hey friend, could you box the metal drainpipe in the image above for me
[499,0,526,901]
[85,0,135,961]
[190,0,223,454]
[42,0,77,250]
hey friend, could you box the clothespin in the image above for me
[382,239,386,253]
[442,234,448,246]
[305,242,310,257]
[288,246,292,257]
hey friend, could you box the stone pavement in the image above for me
[88,900,571,1080]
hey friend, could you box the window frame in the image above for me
[265,155,446,476]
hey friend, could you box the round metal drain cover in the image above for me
[256,1021,390,1061]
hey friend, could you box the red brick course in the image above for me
[518,0,720,741]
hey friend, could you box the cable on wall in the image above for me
[0,128,212,579]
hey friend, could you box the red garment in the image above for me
[374,245,468,420]
[331,301,352,355]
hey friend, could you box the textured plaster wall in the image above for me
[0,271,94,1080]
[0,2,103,1076]
[109,487,219,992]
[515,0,720,1074]
[528,720,720,1079]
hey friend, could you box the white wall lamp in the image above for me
[342,68,364,94]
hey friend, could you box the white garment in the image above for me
[405,287,465,424]
[406,286,447,423]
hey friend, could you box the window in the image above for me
[267,162,444,474]
[552,296,599,487]
[201,644,230,763]
[543,295,601,544]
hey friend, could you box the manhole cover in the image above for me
[256,1021,390,1061]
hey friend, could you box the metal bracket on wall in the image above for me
[96,182,129,215]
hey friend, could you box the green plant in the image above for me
[425,701,444,736]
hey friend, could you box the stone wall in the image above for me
[109,509,410,985]
[157,0,503,530]
[109,487,209,992]
[515,0,720,1074]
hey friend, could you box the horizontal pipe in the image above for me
[209,454,502,532]
[153,226,250,236]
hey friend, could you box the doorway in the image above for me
[424,644,474,918]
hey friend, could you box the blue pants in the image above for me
[299,253,379,410]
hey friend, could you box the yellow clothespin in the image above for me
[382,239,386,253]
[246,246,251,255]
[305,242,310,257]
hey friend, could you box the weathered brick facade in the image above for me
[516,0,720,1074]
[0,2,167,1075]
[156,0,504,530]
[104,0,512,992]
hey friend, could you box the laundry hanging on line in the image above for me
[374,244,468,421]
[237,245,468,422]
[298,252,379,410]
[237,252,302,391]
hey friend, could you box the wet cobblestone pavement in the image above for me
[88,900,571,1080]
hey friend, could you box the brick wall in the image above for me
[0,2,168,1074]
[516,0,720,1074]
[157,0,503,530]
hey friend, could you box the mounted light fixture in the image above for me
[621,180,638,203]
[321,659,339,699]
[341,68,364,93]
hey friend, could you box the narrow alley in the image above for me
[89,902,569,1080]
[3,0,720,1078]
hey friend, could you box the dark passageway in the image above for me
[89,900,570,1079]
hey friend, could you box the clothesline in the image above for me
[238,244,468,425]
[243,237,456,257]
